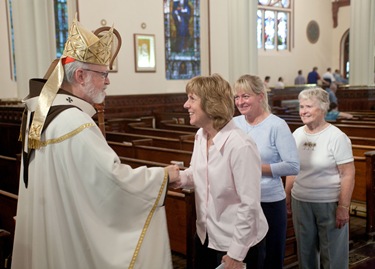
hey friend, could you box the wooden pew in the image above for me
[106,131,194,151]
[0,190,17,267]
[154,112,191,127]
[108,141,192,168]
[352,156,367,206]
[352,145,375,158]
[348,111,375,118]
[0,155,20,195]
[284,216,298,267]
[349,136,375,146]
[287,121,375,138]
[158,120,199,133]
[134,145,191,167]
[127,122,195,138]
[336,119,375,125]
[365,151,375,235]
[106,116,155,132]
[179,134,195,151]
[0,122,22,157]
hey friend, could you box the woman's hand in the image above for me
[165,165,180,184]
[336,205,350,229]
[221,255,245,269]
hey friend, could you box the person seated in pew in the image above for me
[285,87,355,269]
[233,74,300,269]
[325,82,338,105]
[333,69,348,85]
[274,76,285,89]
[325,102,354,121]
[171,73,268,269]
[12,17,180,269]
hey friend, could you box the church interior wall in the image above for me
[0,0,350,100]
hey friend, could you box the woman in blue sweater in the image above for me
[233,74,300,269]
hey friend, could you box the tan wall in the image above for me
[0,0,350,99]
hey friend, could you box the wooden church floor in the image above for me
[172,216,375,269]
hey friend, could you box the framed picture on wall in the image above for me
[134,34,156,72]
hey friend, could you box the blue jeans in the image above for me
[261,199,287,269]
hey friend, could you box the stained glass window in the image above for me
[257,0,292,51]
[277,12,287,50]
[6,0,69,80]
[54,0,69,58]
[164,0,201,80]
[6,0,16,80]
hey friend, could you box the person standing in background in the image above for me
[172,73,268,269]
[307,67,323,85]
[233,74,300,269]
[294,70,306,85]
[322,67,336,85]
[286,87,355,269]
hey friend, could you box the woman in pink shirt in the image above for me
[172,74,268,269]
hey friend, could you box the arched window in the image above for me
[257,0,292,51]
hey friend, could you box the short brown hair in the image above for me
[185,73,234,130]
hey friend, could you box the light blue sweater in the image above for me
[233,114,300,202]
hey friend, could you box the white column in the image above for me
[349,0,375,85]
[12,0,56,98]
[227,0,258,83]
[209,0,258,84]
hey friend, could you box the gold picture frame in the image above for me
[134,34,156,72]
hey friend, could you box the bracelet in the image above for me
[338,204,350,210]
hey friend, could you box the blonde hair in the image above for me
[233,74,270,113]
[298,87,330,112]
[185,73,234,130]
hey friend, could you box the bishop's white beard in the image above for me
[85,78,106,104]
[90,89,106,104]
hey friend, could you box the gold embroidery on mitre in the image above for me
[63,18,114,66]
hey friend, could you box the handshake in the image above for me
[165,164,181,187]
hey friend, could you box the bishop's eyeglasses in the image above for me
[82,69,109,79]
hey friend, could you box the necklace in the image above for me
[303,122,330,150]
[303,131,321,151]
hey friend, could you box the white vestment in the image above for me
[12,91,173,269]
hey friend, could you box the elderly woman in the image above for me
[286,87,355,269]
[172,74,268,269]
[233,74,299,269]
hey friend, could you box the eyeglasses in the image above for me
[82,69,109,79]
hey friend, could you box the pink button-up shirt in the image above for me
[180,120,268,261]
